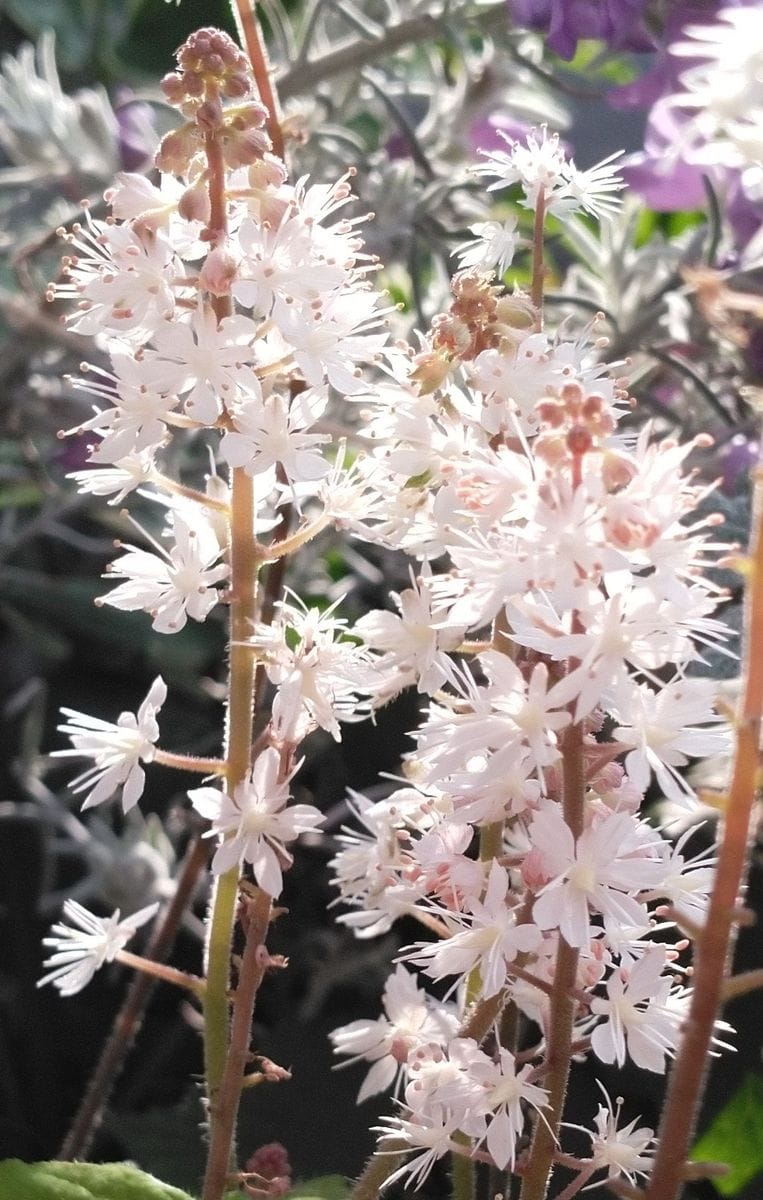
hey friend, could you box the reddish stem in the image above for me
[645,472,763,1200]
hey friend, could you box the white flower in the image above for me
[144,308,263,424]
[590,947,683,1073]
[68,452,154,504]
[66,353,179,464]
[330,964,459,1102]
[587,1089,656,1187]
[54,676,166,811]
[189,747,323,895]
[37,899,159,996]
[473,1048,549,1171]
[403,862,543,999]
[221,390,330,485]
[455,218,519,276]
[610,675,730,807]
[474,126,624,221]
[530,805,665,948]
[101,511,227,633]
[671,7,763,172]
[251,594,376,741]
[354,567,466,697]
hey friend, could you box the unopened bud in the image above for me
[178,182,211,225]
[199,245,238,296]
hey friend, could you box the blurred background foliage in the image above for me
[0,0,761,1196]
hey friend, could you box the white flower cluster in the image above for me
[47,29,392,967]
[43,33,730,1188]
[326,129,730,1187]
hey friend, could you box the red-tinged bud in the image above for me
[248,155,289,189]
[222,126,271,169]
[244,1143,291,1186]
[178,182,211,225]
[536,398,565,428]
[160,72,185,104]
[199,244,238,296]
[196,96,224,132]
[155,125,198,174]
[567,425,593,456]
[225,72,252,99]
[601,449,637,492]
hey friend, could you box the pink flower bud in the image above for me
[199,245,238,296]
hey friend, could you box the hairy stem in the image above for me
[520,715,585,1200]
[644,468,763,1200]
[231,0,285,157]
[200,91,260,1182]
[202,887,272,1200]
[203,465,258,1159]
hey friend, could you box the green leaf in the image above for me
[289,1176,350,1200]
[691,1074,763,1195]
[0,1160,195,1200]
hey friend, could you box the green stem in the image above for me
[202,887,272,1200]
[452,1134,475,1200]
[203,465,258,1140]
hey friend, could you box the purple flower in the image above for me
[467,112,532,157]
[620,99,710,210]
[114,89,157,172]
[507,0,652,61]
[610,0,759,110]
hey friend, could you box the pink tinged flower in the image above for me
[37,899,159,996]
[221,390,330,485]
[404,862,543,998]
[354,567,466,697]
[66,354,180,464]
[188,747,323,896]
[330,964,459,1102]
[54,676,166,811]
[100,511,227,633]
[144,309,263,424]
[57,212,181,341]
[589,947,682,1073]
[530,806,665,948]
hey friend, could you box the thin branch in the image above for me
[57,833,209,1161]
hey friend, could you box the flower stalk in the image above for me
[644,461,763,1200]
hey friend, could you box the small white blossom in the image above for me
[590,947,683,1073]
[189,747,323,896]
[587,1090,656,1187]
[331,964,459,1102]
[37,899,159,996]
[54,676,166,811]
[474,126,624,220]
[101,511,227,633]
[455,218,519,276]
